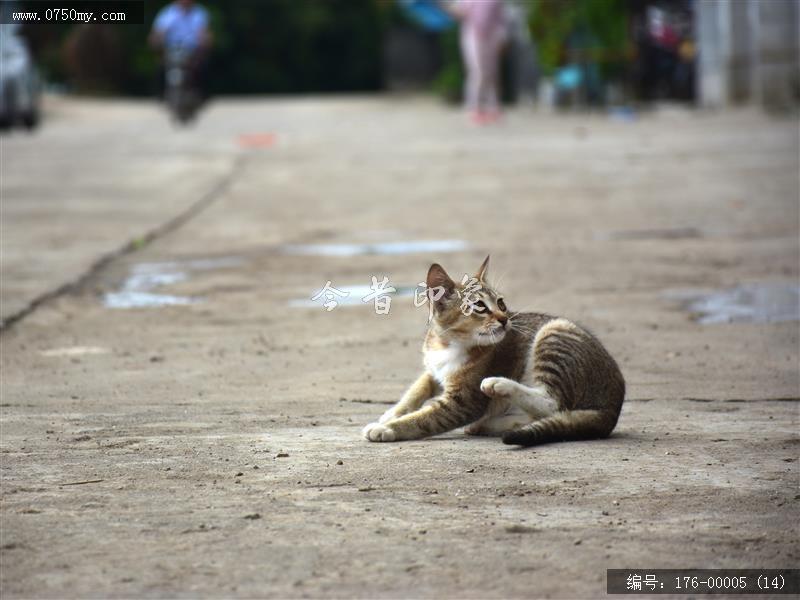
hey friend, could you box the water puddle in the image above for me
[596,227,703,241]
[41,346,110,357]
[104,240,468,310]
[279,239,469,257]
[104,257,244,309]
[289,285,417,308]
[668,283,800,324]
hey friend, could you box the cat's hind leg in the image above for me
[480,377,558,419]
[464,411,534,436]
[463,397,511,436]
[502,409,614,446]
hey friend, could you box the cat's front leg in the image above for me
[362,421,398,442]
[378,371,437,423]
[365,389,486,442]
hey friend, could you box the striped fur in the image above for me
[363,259,625,446]
[501,410,615,446]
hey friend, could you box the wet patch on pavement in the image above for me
[103,257,244,309]
[278,239,469,257]
[667,282,800,324]
[596,227,704,241]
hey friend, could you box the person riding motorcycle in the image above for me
[149,0,212,114]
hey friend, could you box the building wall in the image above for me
[697,0,799,109]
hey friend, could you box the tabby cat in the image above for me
[362,256,625,446]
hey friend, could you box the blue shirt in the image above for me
[153,3,209,50]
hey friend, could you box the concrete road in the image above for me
[1,96,798,598]
[1,96,237,324]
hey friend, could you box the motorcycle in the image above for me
[164,44,200,124]
[0,24,41,131]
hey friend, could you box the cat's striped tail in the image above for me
[502,409,617,447]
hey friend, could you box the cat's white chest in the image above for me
[424,345,468,385]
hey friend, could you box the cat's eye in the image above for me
[472,300,488,314]
[497,298,507,312]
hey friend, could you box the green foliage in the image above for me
[26,0,391,95]
[529,0,629,76]
[206,0,385,95]
[432,28,463,104]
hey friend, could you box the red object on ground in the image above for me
[237,133,276,148]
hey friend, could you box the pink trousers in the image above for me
[460,25,505,113]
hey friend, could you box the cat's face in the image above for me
[426,256,510,347]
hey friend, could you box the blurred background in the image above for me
[1,0,798,325]
[1,4,798,595]
[2,0,798,130]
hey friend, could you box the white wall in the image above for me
[697,0,799,109]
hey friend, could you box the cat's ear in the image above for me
[426,263,455,298]
[476,254,490,282]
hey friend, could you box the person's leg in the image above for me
[460,27,481,115]
[190,46,209,102]
[154,47,165,100]
[480,30,503,116]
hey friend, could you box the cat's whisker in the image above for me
[509,309,540,325]
[509,314,531,322]
[507,321,538,336]
[509,305,538,318]
[492,268,508,291]
[509,319,533,329]
[509,326,536,337]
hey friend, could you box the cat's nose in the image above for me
[497,315,508,328]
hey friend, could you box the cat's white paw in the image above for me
[481,377,516,398]
[362,422,397,442]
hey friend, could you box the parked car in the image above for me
[0,24,41,130]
